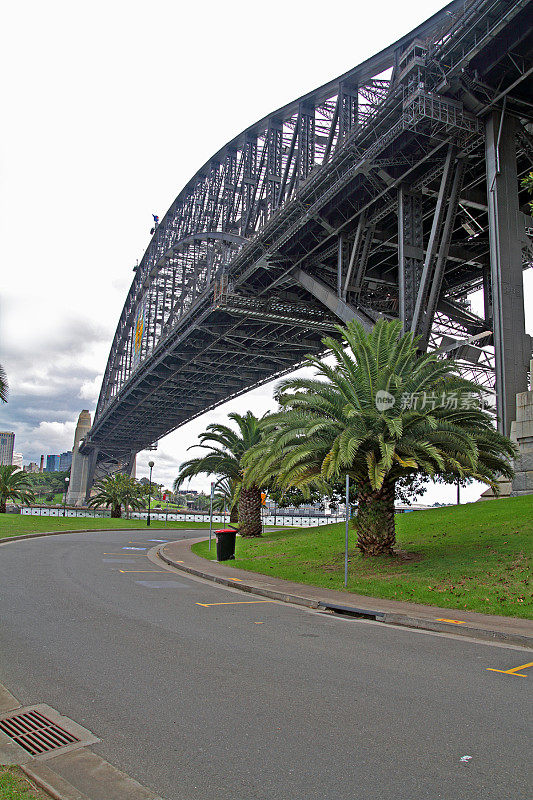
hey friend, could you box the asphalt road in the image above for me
[0,529,531,800]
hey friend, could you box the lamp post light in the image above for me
[63,476,69,517]
[147,461,154,526]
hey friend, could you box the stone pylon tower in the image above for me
[66,410,92,506]
[511,359,533,497]
[479,359,533,500]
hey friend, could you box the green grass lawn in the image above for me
[192,495,532,618]
[0,766,50,800]
[0,515,292,541]
[0,515,214,540]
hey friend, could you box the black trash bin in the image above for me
[216,528,237,561]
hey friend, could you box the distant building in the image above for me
[46,454,61,472]
[12,452,23,470]
[0,432,15,466]
[59,451,73,471]
[24,462,39,473]
[39,455,45,472]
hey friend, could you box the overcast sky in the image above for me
[1,0,531,504]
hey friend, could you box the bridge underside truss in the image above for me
[83,0,533,486]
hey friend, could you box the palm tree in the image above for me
[211,477,239,523]
[174,411,264,536]
[0,364,8,403]
[0,465,35,512]
[246,319,516,556]
[88,474,143,518]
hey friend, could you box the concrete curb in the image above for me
[158,544,533,649]
[20,762,91,800]
[158,547,319,609]
[375,612,533,647]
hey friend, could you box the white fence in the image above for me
[19,506,345,527]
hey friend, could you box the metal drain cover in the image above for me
[0,708,79,755]
[0,704,99,763]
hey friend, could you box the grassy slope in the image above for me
[192,495,532,618]
[0,516,213,540]
[0,766,50,800]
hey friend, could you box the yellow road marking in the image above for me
[254,622,265,624]
[195,600,276,607]
[486,661,533,677]
[231,578,243,581]
[436,618,466,624]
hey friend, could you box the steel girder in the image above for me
[84,0,533,480]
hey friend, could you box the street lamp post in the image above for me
[147,461,154,526]
[344,474,350,587]
[63,476,69,517]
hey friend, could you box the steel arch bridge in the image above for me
[72,0,533,501]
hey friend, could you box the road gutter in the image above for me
[157,541,533,649]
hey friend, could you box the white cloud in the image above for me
[79,375,103,402]
[8,419,77,462]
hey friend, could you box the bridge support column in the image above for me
[83,447,99,504]
[398,187,424,331]
[127,451,137,479]
[485,111,530,435]
[83,449,138,502]
[410,145,465,349]
[66,410,92,506]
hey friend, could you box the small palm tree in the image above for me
[174,411,264,536]
[212,477,239,523]
[247,319,516,556]
[88,474,143,518]
[0,364,8,403]
[0,465,35,512]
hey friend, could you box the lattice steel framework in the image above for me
[82,0,533,489]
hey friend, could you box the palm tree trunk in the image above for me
[230,504,239,524]
[0,499,6,514]
[111,504,122,518]
[354,479,395,555]
[238,486,262,537]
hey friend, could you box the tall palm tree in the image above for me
[174,411,264,536]
[246,319,516,556]
[0,465,35,512]
[0,364,8,403]
[88,474,143,518]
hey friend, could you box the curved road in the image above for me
[0,529,531,799]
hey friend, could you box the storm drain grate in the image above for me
[0,709,80,755]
